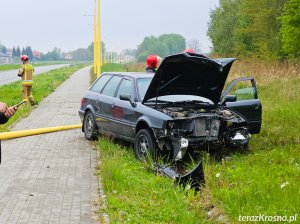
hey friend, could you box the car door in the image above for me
[88,74,112,132]
[221,77,262,134]
[109,77,137,139]
[99,75,123,132]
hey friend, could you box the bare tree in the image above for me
[186,39,201,53]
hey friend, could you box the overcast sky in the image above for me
[0,0,219,53]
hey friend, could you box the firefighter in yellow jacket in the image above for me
[18,55,35,105]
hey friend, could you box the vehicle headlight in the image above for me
[210,119,220,136]
[168,121,175,128]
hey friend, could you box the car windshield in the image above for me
[137,78,152,100]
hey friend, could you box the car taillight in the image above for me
[80,98,87,106]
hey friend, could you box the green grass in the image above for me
[0,64,22,71]
[0,62,69,71]
[205,77,300,222]
[102,63,127,72]
[90,64,127,85]
[98,138,212,224]
[0,64,86,132]
[95,62,300,223]
[205,145,299,222]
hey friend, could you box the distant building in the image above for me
[6,49,13,57]
[0,52,11,64]
[33,50,43,59]
[64,53,73,60]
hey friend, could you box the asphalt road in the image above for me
[0,64,69,86]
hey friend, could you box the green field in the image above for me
[0,64,86,132]
[0,61,69,72]
[95,61,299,223]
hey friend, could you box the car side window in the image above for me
[226,80,256,100]
[90,75,111,93]
[116,79,133,99]
[221,77,258,103]
[101,76,122,97]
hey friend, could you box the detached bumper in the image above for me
[187,136,219,145]
[154,159,205,190]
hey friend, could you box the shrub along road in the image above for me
[0,66,100,224]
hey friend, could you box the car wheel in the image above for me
[83,111,98,140]
[134,129,156,161]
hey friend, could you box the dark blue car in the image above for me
[79,53,262,162]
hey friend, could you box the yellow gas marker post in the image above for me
[97,0,102,77]
[94,0,102,77]
[93,1,97,75]
[0,124,81,140]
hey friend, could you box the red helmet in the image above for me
[146,54,161,68]
[21,55,29,61]
[183,48,195,53]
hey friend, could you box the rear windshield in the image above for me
[137,78,152,100]
[90,74,111,93]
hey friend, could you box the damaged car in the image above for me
[79,53,262,187]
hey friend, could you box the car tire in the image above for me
[208,143,223,152]
[134,129,156,161]
[83,111,98,141]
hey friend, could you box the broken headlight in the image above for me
[209,119,220,137]
[193,118,220,137]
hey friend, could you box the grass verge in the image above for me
[0,61,69,72]
[97,138,212,224]
[205,76,300,223]
[90,64,127,85]
[0,64,86,132]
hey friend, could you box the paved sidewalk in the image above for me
[0,66,100,224]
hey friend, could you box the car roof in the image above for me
[102,72,154,79]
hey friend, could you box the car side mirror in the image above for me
[222,95,237,104]
[119,94,136,107]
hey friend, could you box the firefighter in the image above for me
[18,55,35,105]
[146,54,162,73]
[183,48,195,53]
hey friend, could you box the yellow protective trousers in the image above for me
[22,84,34,103]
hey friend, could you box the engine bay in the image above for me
[151,105,250,161]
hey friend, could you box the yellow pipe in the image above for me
[0,124,82,140]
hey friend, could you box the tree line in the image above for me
[136,34,186,62]
[208,0,299,59]
[12,46,33,59]
[0,44,34,60]
[1,33,192,62]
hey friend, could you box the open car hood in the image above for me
[142,53,236,105]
